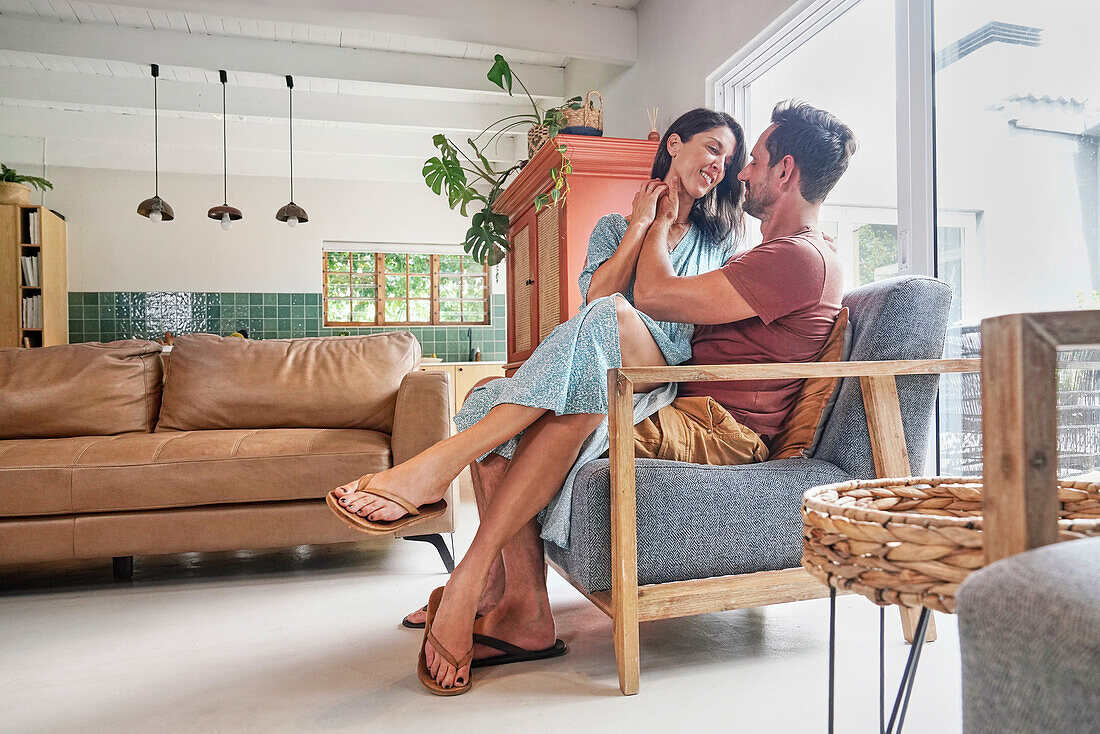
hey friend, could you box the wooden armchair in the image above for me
[544,276,978,695]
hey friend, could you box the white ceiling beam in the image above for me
[0,65,540,134]
[88,0,638,65]
[0,104,521,165]
[0,15,566,98]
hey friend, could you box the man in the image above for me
[407,100,857,692]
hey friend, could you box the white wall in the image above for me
[568,0,798,139]
[31,166,473,292]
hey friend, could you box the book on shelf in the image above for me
[21,294,42,329]
[20,254,40,287]
[29,209,40,245]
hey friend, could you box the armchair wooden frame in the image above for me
[981,311,1100,563]
[547,357,981,695]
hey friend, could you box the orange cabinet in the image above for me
[493,135,660,371]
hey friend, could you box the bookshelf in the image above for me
[1,204,67,348]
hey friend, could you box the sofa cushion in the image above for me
[0,428,391,516]
[156,333,421,433]
[545,457,853,592]
[0,340,163,440]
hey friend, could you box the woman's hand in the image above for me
[656,176,680,224]
[629,178,667,229]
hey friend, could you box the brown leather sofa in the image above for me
[0,333,457,577]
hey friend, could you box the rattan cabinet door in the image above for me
[509,221,535,362]
[536,204,562,344]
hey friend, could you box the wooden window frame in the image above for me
[322,251,490,327]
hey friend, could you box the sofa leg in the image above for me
[112,556,134,580]
[403,534,455,573]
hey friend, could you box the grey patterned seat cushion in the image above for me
[545,457,851,592]
[958,537,1100,734]
[547,276,952,593]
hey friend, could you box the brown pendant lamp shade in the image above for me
[137,63,174,222]
[207,69,243,230]
[276,75,308,226]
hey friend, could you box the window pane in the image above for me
[462,302,485,322]
[408,253,431,274]
[352,284,375,299]
[440,301,462,322]
[409,275,431,299]
[326,251,350,272]
[439,255,462,273]
[326,299,350,323]
[439,276,461,299]
[935,0,1100,478]
[462,276,485,299]
[351,252,374,273]
[409,300,431,322]
[384,253,407,273]
[326,273,351,298]
[742,0,897,285]
[351,299,375,323]
[385,275,407,299]
[384,300,407,322]
[856,224,899,286]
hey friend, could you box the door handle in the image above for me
[525,279,534,286]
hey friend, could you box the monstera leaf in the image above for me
[464,209,511,266]
[487,54,513,93]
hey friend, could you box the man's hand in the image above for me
[655,176,680,224]
[629,179,668,229]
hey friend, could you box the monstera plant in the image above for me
[422,55,581,265]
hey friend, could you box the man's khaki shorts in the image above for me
[632,396,770,465]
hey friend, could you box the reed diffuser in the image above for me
[647,107,660,141]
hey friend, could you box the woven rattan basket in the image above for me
[802,476,1100,613]
[561,90,603,131]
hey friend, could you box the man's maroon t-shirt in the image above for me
[678,226,844,438]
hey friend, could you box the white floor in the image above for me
[1,499,963,733]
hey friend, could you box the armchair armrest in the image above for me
[391,370,452,465]
[613,358,980,385]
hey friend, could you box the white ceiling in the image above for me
[0,0,639,181]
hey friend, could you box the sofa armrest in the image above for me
[390,370,452,465]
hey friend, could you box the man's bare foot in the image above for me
[333,460,453,522]
[471,597,557,661]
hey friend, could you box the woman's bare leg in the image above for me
[403,455,508,628]
[425,298,669,688]
[335,401,547,521]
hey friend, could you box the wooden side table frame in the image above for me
[981,311,1100,563]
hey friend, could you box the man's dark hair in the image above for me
[651,108,747,245]
[765,100,857,203]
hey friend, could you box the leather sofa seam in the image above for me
[230,430,259,458]
[0,449,391,472]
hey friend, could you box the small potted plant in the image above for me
[422,55,582,266]
[0,164,53,206]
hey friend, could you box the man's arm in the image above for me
[633,178,757,325]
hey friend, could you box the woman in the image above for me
[328,108,747,694]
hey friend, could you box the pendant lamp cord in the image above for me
[153,73,159,195]
[221,76,228,205]
[289,82,294,202]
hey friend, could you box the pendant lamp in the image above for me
[276,75,308,227]
[137,64,174,222]
[207,69,242,230]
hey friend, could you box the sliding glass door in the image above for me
[935,1,1100,479]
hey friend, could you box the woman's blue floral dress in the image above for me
[454,213,736,548]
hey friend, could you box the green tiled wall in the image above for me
[68,292,507,362]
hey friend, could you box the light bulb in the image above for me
[286,215,298,228]
[149,209,162,223]
[220,212,232,231]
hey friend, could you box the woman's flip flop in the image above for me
[417,587,473,696]
[403,606,482,630]
[326,473,447,535]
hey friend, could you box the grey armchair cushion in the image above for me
[812,276,951,477]
[545,457,851,592]
[958,536,1100,734]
